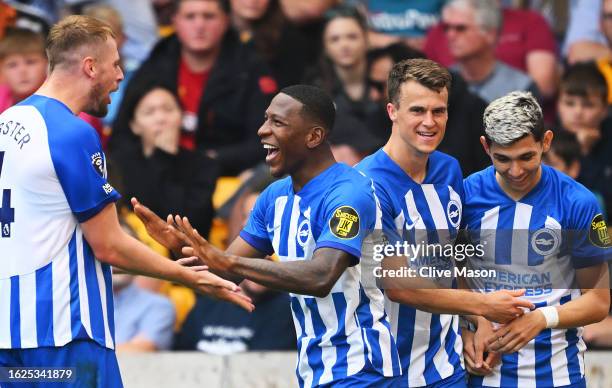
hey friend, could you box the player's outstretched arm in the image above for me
[176,216,352,297]
[488,263,610,354]
[81,203,254,312]
[382,257,534,323]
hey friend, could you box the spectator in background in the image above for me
[596,0,612,104]
[0,26,104,133]
[425,0,558,99]
[367,43,489,176]
[114,271,176,352]
[556,62,612,220]
[563,0,610,64]
[229,0,314,88]
[0,27,47,112]
[104,0,159,70]
[543,130,582,180]
[360,0,445,51]
[437,0,539,104]
[304,5,384,156]
[113,84,217,241]
[110,0,277,176]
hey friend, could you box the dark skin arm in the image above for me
[132,198,353,297]
[176,216,353,298]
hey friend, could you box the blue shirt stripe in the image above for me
[290,297,307,388]
[10,276,20,348]
[83,240,106,346]
[35,261,54,347]
[68,229,84,339]
[305,298,325,386]
[424,315,443,384]
[330,293,349,380]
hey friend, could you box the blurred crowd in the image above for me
[1,0,611,353]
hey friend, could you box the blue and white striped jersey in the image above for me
[0,95,120,350]
[240,162,401,387]
[357,149,466,387]
[462,165,612,388]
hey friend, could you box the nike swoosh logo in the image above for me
[266,224,280,233]
[405,217,420,230]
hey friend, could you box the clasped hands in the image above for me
[463,296,547,376]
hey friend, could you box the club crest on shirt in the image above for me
[589,213,611,248]
[446,198,461,228]
[90,152,106,179]
[297,219,311,247]
[330,206,359,239]
[531,228,560,256]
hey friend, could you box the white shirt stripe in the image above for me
[422,184,450,244]
[316,296,339,385]
[272,196,287,254]
[94,260,113,349]
[52,248,72,346]
[287,196,301,259]
[75,228,92,338]
[19,271,37,348]
[511,203,532,266]
[0,278,11,347]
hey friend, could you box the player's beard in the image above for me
[85,82,109,118]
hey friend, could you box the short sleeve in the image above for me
[47,117,120,222]
[316,183,376,265]
[239,188,274,255]
[376,185,402,246]
[568,192,612,269]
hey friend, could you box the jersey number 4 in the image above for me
[0,151,15,238]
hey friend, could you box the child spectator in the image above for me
[556,62,612,220]
[543,130,582,180]
[0,26,106,142]
[0,27,47,112]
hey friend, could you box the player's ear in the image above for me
[386,102,398,122]
[480,136,490,155]
[306,125,325,149]
[541,130,554,153]
[82,56,96,79]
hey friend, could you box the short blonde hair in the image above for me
[46,15,115,72]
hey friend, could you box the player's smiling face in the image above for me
[258,93,311,177]
[482,131,553,197]
[387,80,448,156]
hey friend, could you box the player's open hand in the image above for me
[487,309,546,354]
[481,289,535,323]
[131,197,189,256]
[193,270,254,312]
[174,215,235,273]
